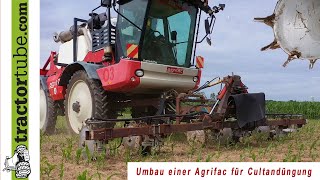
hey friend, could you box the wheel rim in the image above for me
[68,80,93,134]
[40,87,47,130]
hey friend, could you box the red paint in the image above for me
[83,50,104,63]
[167,67,184,74]
[217,78,234,100]
[240,82,248,93]
[96,59,141,92]
[47,74,66,100]
[40,69,48,76]
[196,56,204,68]
[40,51,66,100]
[41,51,65,77]
[126,44,139,58]
[83,50,116,66]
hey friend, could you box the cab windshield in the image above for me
[141,0,197,67]
[116,0,197,68]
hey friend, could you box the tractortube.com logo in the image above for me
[3,145,31,178]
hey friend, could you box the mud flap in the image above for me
[229,93,266,128]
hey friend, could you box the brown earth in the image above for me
[40,118,320,180]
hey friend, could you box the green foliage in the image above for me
[77,170,88,180]
[266,101,320,119]
[107,173,119,180]
[205,153,213,162]
[84,145,91,164]
[41,158,56,178]
[59,161,64,180]
[75,148,82,164]
[77,170,103,180]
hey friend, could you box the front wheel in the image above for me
[40,82,57,134]
[65,70,115,135]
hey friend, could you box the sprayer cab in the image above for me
[53,0,224,67]
[109,0,222,67]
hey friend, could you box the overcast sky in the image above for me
[40,0,320,101]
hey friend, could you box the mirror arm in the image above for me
[210,16,216,34]
[197,33,209,44]
[208,16,214,33]
[197,16,213,44]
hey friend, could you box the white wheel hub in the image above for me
[68,80,93,134]
[40,86,47,129]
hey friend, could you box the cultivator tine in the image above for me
[186,130,206,145]
[122,122,145,153]
[254,14,275,27]
[260,39,280,51]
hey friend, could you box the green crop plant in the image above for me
[75,148,82,164]
[41,159,56,178]
[239,154,245,162]
[266,101,320,119]
[95,151,106,170]
[107,173,119,180]
[250,151,257,162]
[196,148,203,162]
[59,161,64,180]
[84,145,92,164]
[187,141,197,156]
[77,170,88,180]
[205,153,213,162]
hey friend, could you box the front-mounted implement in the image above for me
[82,75,307,155]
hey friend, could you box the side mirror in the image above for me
[206,37,212,46]
[219,4,226,10]
[171,31,177,41]
[101,0,111,7]
[204,19,210,35]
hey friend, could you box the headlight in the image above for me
[193,76,199,82]
[135,69,144,77]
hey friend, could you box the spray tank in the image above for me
[255,0,320,69]
[52,12,117,63]
[53,13,117,44]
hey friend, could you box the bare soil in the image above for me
[40,118,320,180]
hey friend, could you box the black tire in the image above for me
[40,82,57,135]
[65,70,115,135]
[15,161,31,178]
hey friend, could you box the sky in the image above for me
[40,0,320,101]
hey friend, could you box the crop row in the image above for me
[266,101,320,119]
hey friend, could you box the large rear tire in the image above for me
[65,70,114,135]
[40,82,57,134]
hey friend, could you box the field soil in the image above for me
[41,118,320,180]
